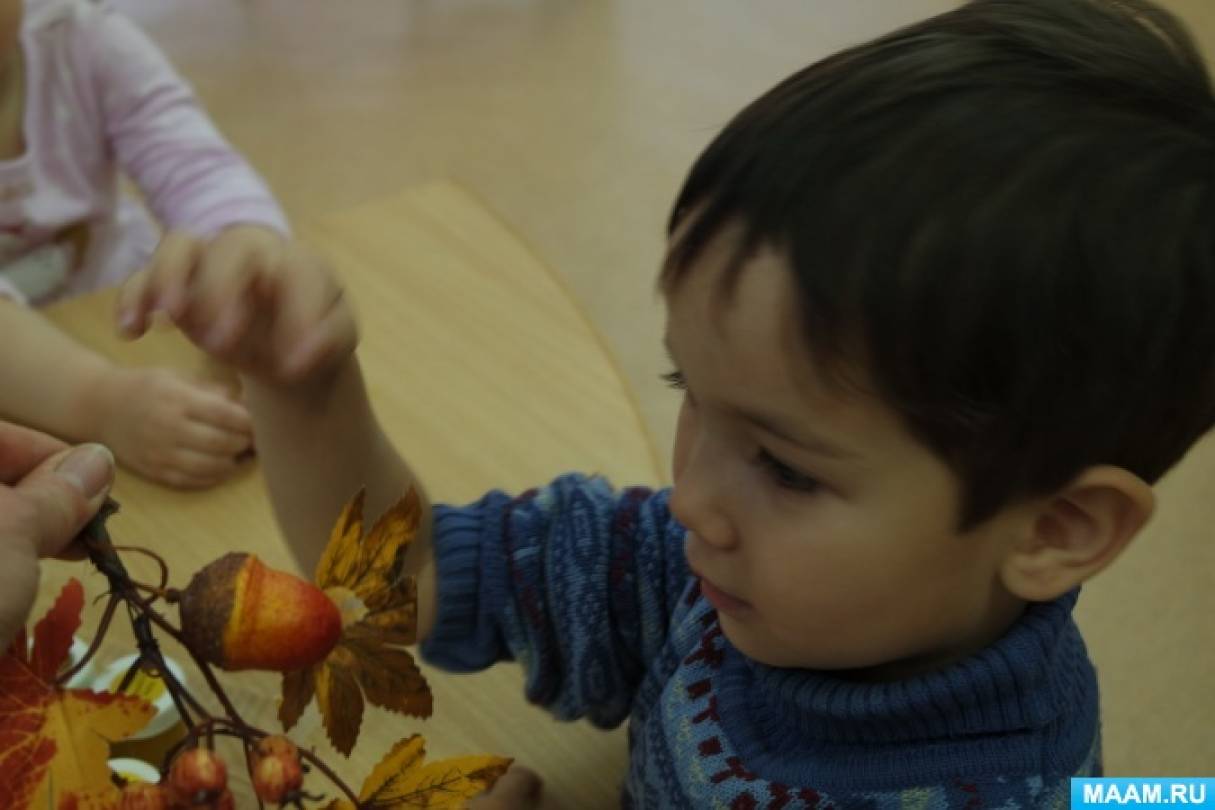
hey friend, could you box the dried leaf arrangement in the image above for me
[0,491,508,809]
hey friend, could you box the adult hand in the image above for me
[0,423,115,650]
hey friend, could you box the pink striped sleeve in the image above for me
[81,5,289,237]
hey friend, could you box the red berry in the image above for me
[119,782,168,810]
[252,751,305,803]
[254,734,299,761]
[166,747,228,806]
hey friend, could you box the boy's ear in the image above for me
[1000,466,1154,602]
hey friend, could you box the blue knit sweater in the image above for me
[420,475,1102,809]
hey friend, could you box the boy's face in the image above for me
[664,225,1028,676]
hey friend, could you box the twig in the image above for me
[70,497,364,808]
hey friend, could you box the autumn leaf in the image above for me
[323,735,510,810]
[280,489,432,755]
[0,579,154,810]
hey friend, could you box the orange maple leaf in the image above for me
[0,579,154,810]
[323,735,510,810]
[280,489,432,755]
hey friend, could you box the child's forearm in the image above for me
[243,357,437,639]
[0,298,115,441]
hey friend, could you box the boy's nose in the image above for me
[669,475,737,550]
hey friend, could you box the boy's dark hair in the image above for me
[662,0,1215,528]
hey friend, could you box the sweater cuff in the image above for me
[418,502,496,671]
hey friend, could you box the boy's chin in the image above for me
[718,614,938,677]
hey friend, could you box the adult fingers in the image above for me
[13,444,115,559]
[0,423,67,482]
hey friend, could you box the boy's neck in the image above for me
[838,593,1029,683]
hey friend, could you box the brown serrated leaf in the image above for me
[343,632,432,719]
[279,666,316,732]
[357,576,418,645]
[315,646,366,756]
[323,735,511,810]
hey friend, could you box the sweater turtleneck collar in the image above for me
[722,589,1094,747]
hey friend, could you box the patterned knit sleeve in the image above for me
[419,473,689,729]
[79,4,290,237]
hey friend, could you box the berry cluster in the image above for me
[118,737,305,809]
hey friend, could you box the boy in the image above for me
[117,0,1215,805]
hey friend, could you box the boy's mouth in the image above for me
[696,573,752,616]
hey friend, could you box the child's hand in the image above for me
[90,366,252,489]
[117,226,357,384]
[467,765,542,809]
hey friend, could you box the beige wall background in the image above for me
[113,0,1213,776]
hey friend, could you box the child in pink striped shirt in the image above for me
[0,0,289,488]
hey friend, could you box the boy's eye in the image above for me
[757,449,820,492]
[661,369,687,391]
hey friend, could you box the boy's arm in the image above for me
[118,237,440,633]
[420,475,689,728]
[82,5,289,236]
[240,358,438,641]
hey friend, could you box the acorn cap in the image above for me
[178,552,247,667]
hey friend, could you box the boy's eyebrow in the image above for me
[663,336,859,461]
[738,407,859,461]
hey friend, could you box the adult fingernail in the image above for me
[55,444,116,498]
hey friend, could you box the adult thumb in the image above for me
[18,444,115,559]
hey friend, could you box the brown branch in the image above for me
[72,499,365,808]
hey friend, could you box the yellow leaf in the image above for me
[325,735,511,810]
[315,489,367,590]
[351,490,421,605]
[282,489,431,755]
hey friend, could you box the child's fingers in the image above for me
[468,766,542,808]
[185,391,254,437]
[281,289,358,381]
[154,456,234,490]
[186,243,273,352]
[118,234,203,337]
[115,268,153,338]
[179,421,252,458]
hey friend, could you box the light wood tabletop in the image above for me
[34,180,665,808]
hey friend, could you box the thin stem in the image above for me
[141,606,248,727]
[111,544,170,591]
[55,593,120,687]
[73,503,365,808]
[294,745,362,808]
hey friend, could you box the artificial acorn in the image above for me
[177,552,341,672]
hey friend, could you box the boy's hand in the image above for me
[117,225,357,384]
[89,367,252,490]
[467,765,542,809]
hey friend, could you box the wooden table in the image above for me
[36,181,665,808]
